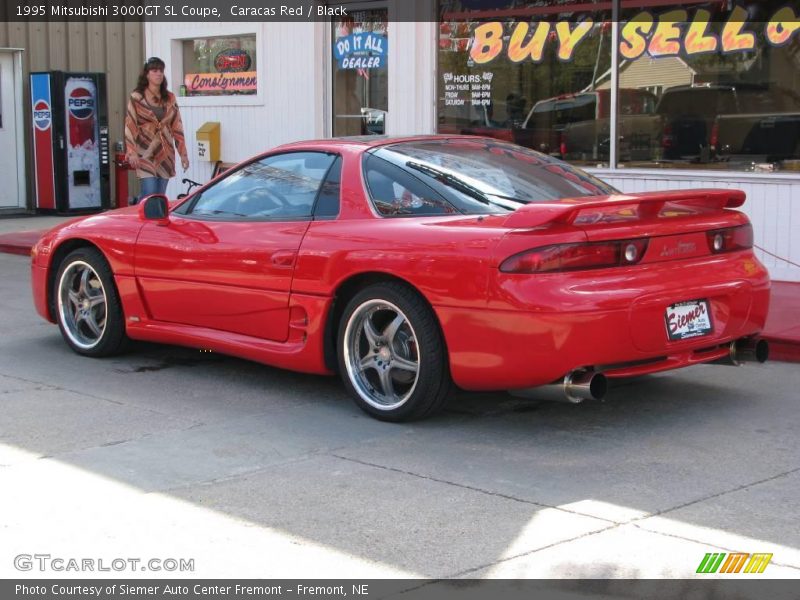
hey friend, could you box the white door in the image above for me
[0,52,23,209]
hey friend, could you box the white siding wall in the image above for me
[588,169,800,283]
[147,19,436,199]
[597,56,695,91]
[146,21,328,198]
[144,23,799,284]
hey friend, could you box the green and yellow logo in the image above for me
[696,552,772,574]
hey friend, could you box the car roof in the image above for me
[272,134,488,152]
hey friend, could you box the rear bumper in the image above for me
[437,253,770,391]
[438,305,766,391]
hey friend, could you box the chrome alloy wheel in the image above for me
[343,299,421,411]
[57,260,108,350]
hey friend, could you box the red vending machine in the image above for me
[30,71,111,213]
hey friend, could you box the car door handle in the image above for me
[271,250,297,268]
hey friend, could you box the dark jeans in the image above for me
[135,177,169,204]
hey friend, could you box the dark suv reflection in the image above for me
[657,83,800,164]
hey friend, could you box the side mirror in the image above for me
[139,194,170,225]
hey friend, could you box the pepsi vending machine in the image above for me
[30,71,110,213]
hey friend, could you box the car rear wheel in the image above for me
[338,282,451,422]
[55,248,128,357]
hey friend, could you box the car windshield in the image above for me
[372,138,618,213]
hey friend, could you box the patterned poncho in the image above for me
[124,90,188,179]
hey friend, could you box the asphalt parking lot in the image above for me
[0,251,799,580]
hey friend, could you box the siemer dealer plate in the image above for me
[665,299,713,341]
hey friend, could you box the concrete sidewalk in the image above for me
[1,214,798,362]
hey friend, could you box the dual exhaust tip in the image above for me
[510,368,607,404]
[562,369,608,403]
[513,337,768,404]
[716,337,769,367]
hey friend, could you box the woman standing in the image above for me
[124,57,189,201]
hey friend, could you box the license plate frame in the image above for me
[664,299,713,341]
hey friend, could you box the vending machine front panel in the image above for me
[30,73,57,210]
[64,75,102,209]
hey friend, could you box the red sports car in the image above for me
[31,136,770,421]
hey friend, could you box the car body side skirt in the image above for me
[119,279,334,376]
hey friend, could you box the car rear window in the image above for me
[531,95,597,126]
[369,138,618,212]
[657,88,737,117]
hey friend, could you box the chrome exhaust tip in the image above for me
[732,337,769,365]
[509,369,607,403]
[564,369,608,403]
[715,337,769,367]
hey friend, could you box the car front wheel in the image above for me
[338,282,451,422]
[55,247,128,357]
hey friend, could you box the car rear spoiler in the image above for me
[503,189,746,229]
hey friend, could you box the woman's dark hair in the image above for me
[134,57,169,101]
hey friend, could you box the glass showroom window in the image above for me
[181,34,257,97]
[332,8,388,136]
[439,1,800,172]
[437,1,613,167]
[617,1,800,172]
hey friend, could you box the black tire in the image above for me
[337,282,452,422]
[54,247,129,357]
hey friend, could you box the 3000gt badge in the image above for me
[665,299,713,341]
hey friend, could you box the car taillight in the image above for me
[559,132,567,157]
[496,129,514,142]
[662,123,673,149]
[706,224,753,254]
[500,239,649,274]
[710,120,719,152]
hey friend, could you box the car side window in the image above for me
[363,154,457,217]
[186,152,337,220]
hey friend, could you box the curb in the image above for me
[767,339,800,363]
[0,231,42,255]
[0,243,32,256]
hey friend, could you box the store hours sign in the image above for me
[334,33,388,69]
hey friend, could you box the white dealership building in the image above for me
[145,0,800,282]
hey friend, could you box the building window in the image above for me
[332,8,388,136]
[438,1,800,173]
[438,1,613,167]
[181,35,257,97]
[617,1,800,172]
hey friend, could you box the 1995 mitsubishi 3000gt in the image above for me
[31,136,770,421]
